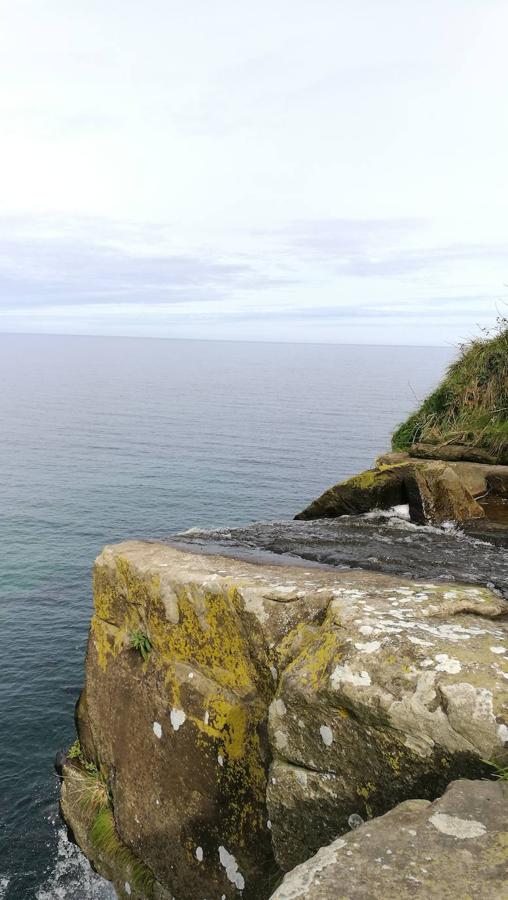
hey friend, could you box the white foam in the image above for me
[35,827,116,900]
[364,504,410,522]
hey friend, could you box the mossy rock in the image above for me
[295,465,411,520]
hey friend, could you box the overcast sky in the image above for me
[0,0,507,345]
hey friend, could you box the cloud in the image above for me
[0,218,276,310]
[272,218,508,279]
[0,214,503,346]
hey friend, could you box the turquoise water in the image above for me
[0,334,452,899]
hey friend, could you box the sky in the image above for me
[0,0,507,345]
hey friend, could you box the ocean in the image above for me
[0,334,453,899]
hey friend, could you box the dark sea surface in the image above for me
[0,334,458,899]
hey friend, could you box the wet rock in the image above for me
[54,749,66,776]
[269,778,508,900]
[407,461,484,525]
[295,461,485,526]
[294,465,412,520]
[488,470,508,496]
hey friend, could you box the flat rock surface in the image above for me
[171,513,508,596]
[270,778,508,899]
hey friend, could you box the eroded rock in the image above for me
[266,577,507,870]
[61,543,508,898]
[407,461,484,525]
[295,461,485,525]
[269,779,508,899]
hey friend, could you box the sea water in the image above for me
[0,334,452,898]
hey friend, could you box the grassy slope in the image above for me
[392,318,508,461]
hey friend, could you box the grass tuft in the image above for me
[484,759,508,781]
[90,807,156,896]
[392,315,508,461]
[130,630,152,661]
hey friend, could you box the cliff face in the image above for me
[61,541,508,900]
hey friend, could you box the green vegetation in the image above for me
[130,630,152,661]
[90,807,156,896]
[66,741,111,812]
[67,739,82,759]
[77,767,110,813]
[392,315,508,461]
[67,740,156,894]
[485,760,508,781]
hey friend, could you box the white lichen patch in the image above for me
[435,654,462,674]
[408,636,433,647]
[273,698,287,716]
[498,723,508,743]
[429,813,486,839]
[153,721,162,739]
[218,845,245,890]
[320,725,333,746]
[274,729,288,750]
[331,664,371,688]
[354,640,381,654]
[170,708,186,731]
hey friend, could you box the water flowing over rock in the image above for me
[295,460,493,526]
[269,779,508,900]
[60,542,508,899]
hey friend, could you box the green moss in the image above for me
[348,469,381,489]
[392,317,508,460]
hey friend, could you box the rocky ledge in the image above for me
[60,541,508,899]
[271,778,508,899]
[295,451,508,538]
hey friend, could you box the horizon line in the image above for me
[0,329,457,351]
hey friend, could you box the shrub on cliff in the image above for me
[392,315,508,461]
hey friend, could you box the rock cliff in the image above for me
[61,541,508,899]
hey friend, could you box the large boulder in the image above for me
[295,461,484,525]
[61,543,508,898]
[266,575,507,871]
[294,465,411,520]
[406,460,484,525]
[269,779,508,899]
